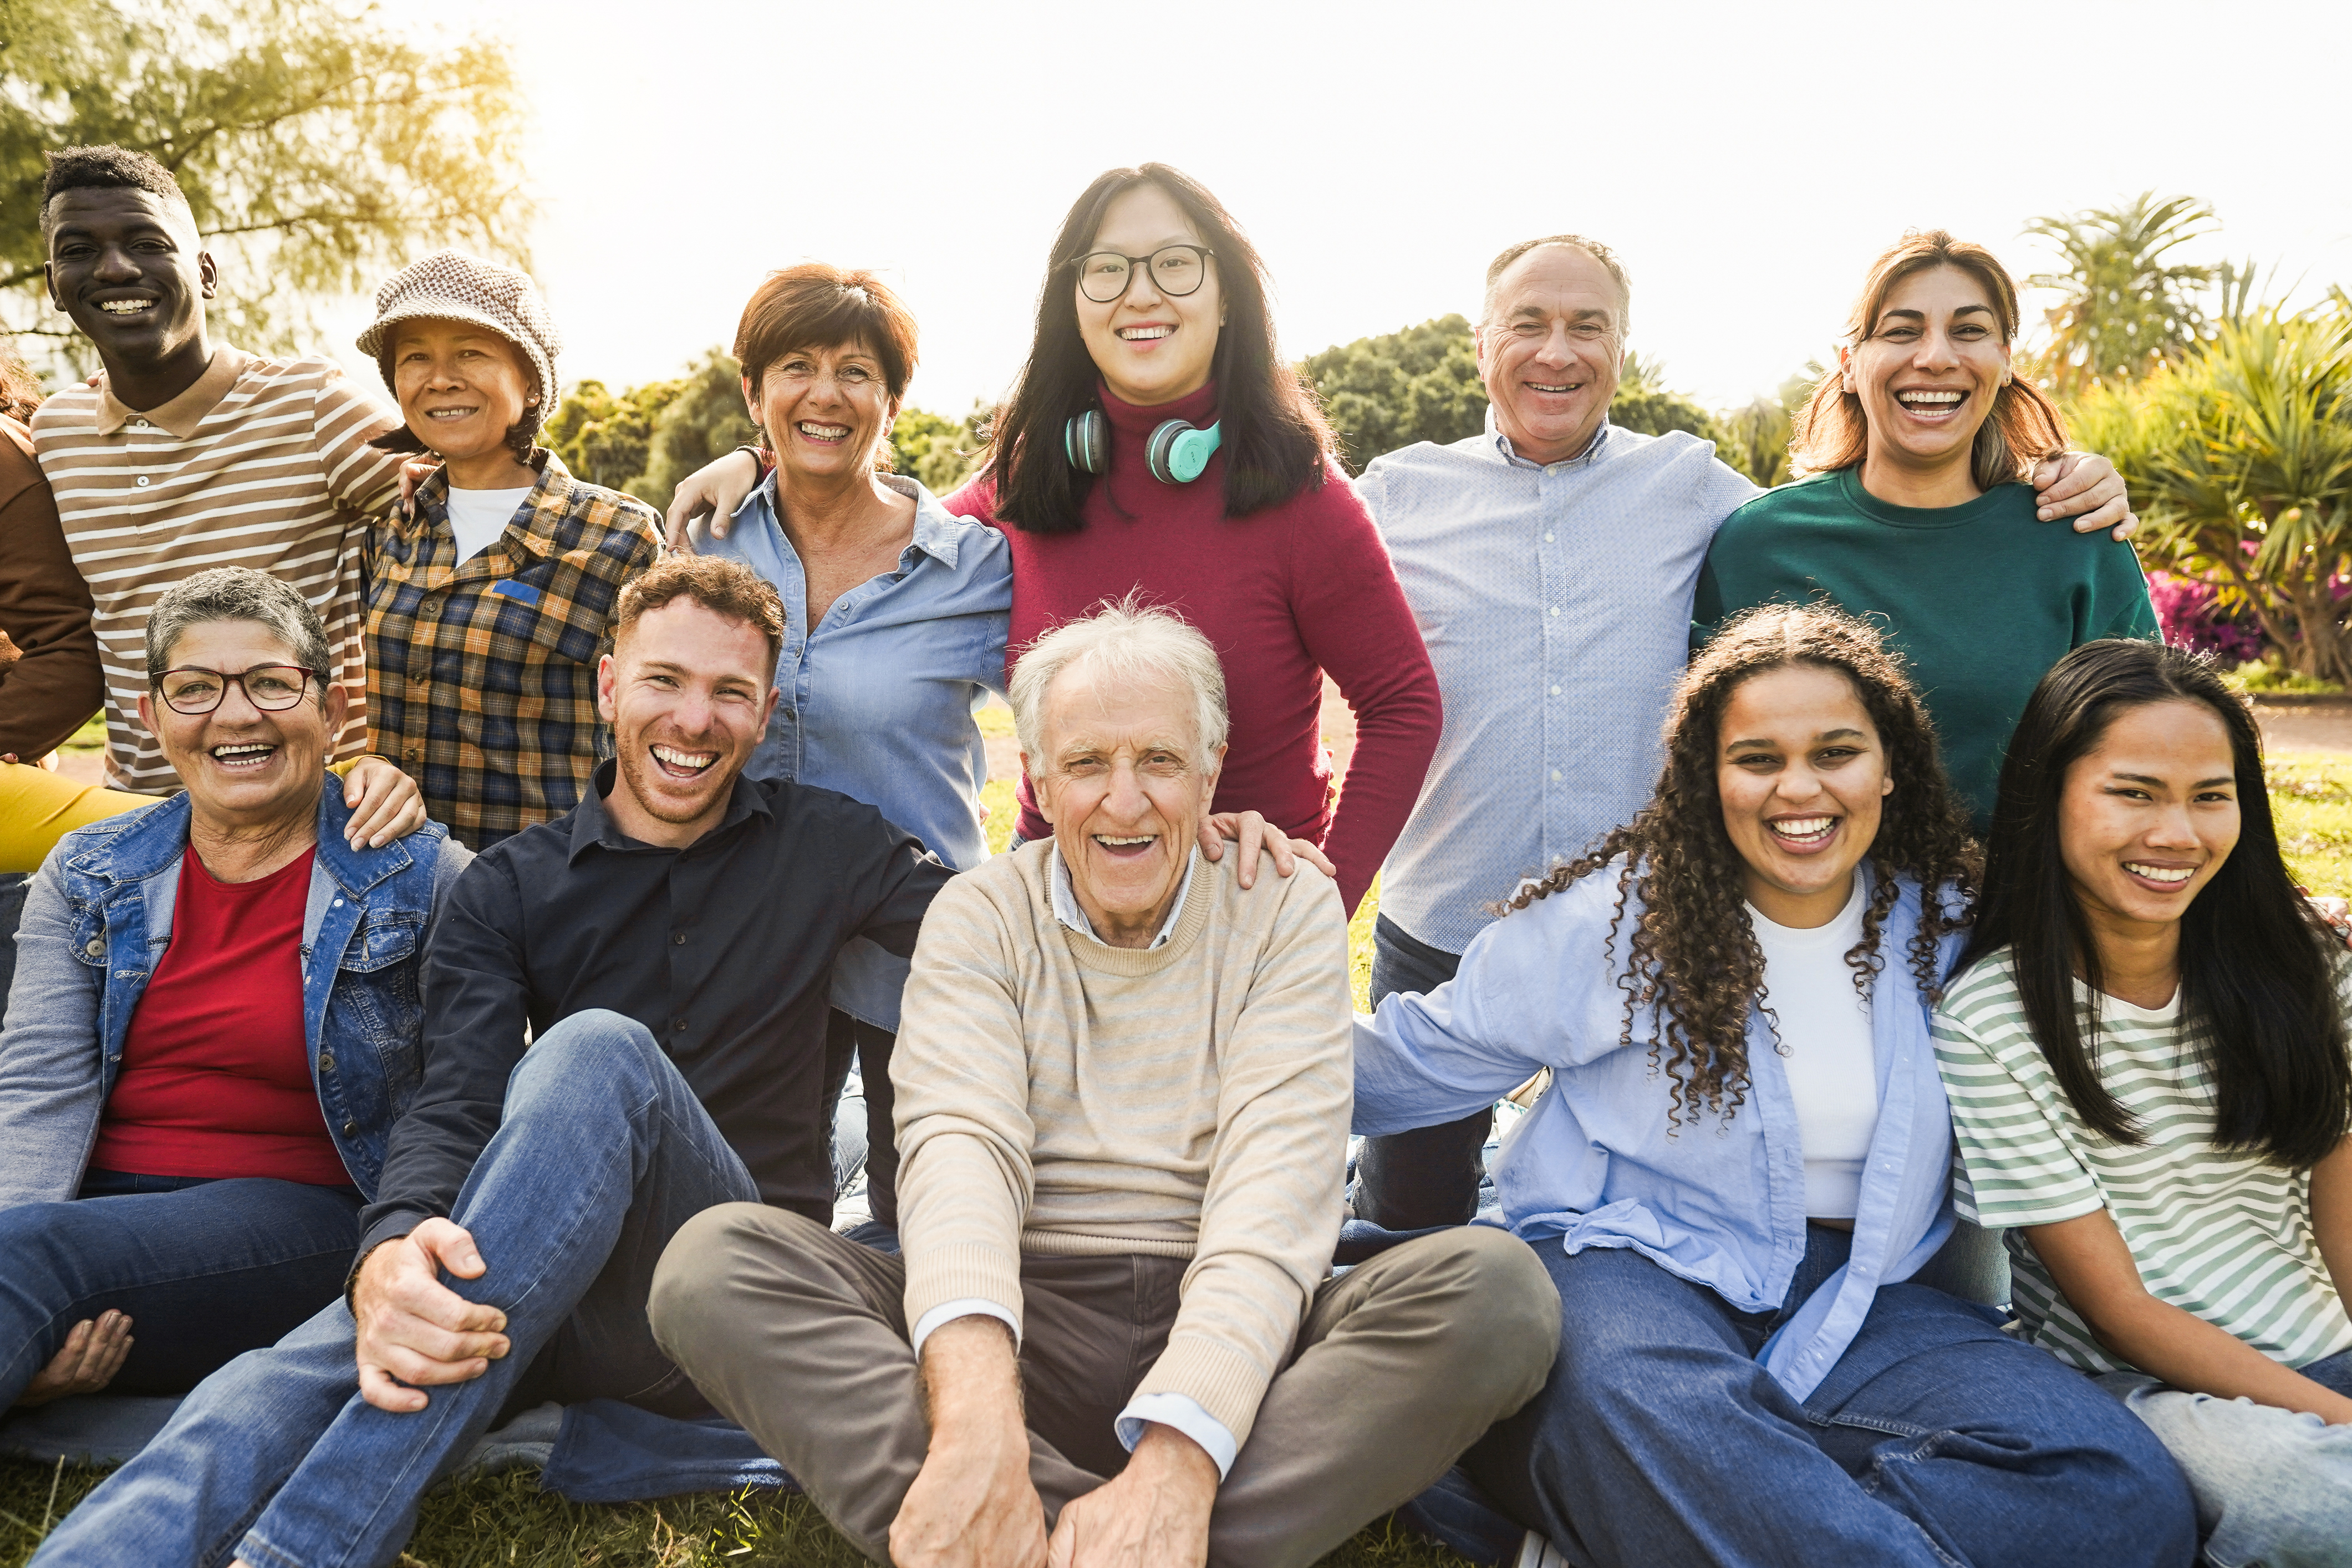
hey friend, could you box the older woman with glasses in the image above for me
[0,567,467,1412]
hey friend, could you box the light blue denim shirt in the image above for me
[700,471,1011,872]
[1355,415,1761,954]
[1352,861,1960,1402]
[700,472,1011,1031]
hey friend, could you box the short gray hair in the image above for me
[1011,597,1229,771]
[1481,232,1632,340]
[145,567,333,707]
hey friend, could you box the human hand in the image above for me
[2032,453,2137,541]
[396,455,437,507]
[890,1316,1047,1568]
[15,1311,133,1407]
[1197,811,1334,889]
[1045,1424,1216,1568]
[663,449,763,552]
[352,1219,510,1413]
[342,756,427,849]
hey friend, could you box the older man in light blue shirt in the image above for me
[1351,233,2137,1229]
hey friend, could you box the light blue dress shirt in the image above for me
[700,471,1011,1027]
[1356,416,1760,954]
[1352,862,1961,1402]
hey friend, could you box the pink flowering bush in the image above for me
[2148,571,2265,663]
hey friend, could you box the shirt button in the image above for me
[1550,685,1561,696]
[134,475,151,487]
[403,747,419,761]
[341,1120,358,1136]
[85,939,105,958]
[419,600,441,620]
[1551,769,1563,781]
[1544,532,1555,542]
[672,933,688,945]
[673,1017,688,1032]
[130,418,148,429]
[1548,606,1560,617]
[318,1051,336,1073]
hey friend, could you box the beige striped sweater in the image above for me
[30,348,403,792]
[892,839,1352,1448]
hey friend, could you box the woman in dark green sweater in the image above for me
[1693,231,2157,828]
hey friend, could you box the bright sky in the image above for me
[320,0,2352,421]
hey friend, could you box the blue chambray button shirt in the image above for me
[1357,415,1760,955]
[699,472,1011,1029]
[1353,863,1961,1402]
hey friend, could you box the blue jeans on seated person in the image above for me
[2098,1347,2352,1568]
[0,1170,362,1408]
[30,1009,760,1568]
[1352,915,1488,1230]
[1464,1225,2197,1568]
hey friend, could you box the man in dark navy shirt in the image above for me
[38,556,954,1568]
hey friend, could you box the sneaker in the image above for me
[1514,1529,1572,1568]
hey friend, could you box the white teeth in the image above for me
[796,422,849,439]
[2125,863,2193,884]
[211,744,274,766]
[99,299,152,314]
[425,408,475,419]
[1898,390,1964,405]
[1093,834,1156,846]
[650,744,714,771]
[1529,383,1576,393]
[1117,326,1173,340]
[1772,817,1834,837]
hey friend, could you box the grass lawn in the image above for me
[18,746,2319,1566]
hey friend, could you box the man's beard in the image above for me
[615,735,734,824]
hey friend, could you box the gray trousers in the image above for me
[650,1208,1560,1568]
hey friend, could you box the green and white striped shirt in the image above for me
[1934,949,2352,1374]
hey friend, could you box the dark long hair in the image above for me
[1958,639,2351,1167]
[1507,604,1979,1128]
[984,164,1332,533]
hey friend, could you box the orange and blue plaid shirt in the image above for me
[362,451,661,850]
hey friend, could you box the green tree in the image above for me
[1714,369,1820,488]
[2025,192,2218,396]
[542,375,681,493]
[2071,306,2352,680]
[1607,352,1725,445]
[1300,315,1486,475]
[889,401,991,495]
[626,349,760,515]
[1,0,531,374]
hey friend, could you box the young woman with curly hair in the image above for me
[1355,603,2195,1568]
[1938,640,2352,1563]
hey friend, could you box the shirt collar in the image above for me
[567,757,773,863]
[414,447,569,558]
[93,346,252,438]
[1484,405,1612,471]
[1048,841,1197,951]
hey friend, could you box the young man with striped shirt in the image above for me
[33,145,408,795]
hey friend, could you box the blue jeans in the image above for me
[1352,915,1486,1229]
[32,1009,761,1568]
[1465,1227,2197,1568]
[0,1171,361,1407]
[2100,1348,2352,1568]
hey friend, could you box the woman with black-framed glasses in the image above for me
[0,566,469,1414]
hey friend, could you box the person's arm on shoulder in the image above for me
[2024,1207,2352,1423]
[0,447,103,763]
[2030,453,2137,539]
[312,368,408,517]
[0,764,142,877]
[333,756,429,850]
[1285,471,1442,915]
[0,853,109,1206]
[662,447,764,552]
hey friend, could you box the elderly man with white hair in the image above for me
[650,599,1559,1568]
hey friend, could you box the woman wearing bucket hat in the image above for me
[355,250,664,851]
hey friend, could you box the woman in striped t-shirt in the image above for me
[1938,638,2352,1565]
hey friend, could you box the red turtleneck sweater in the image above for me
[947,383,1440,914]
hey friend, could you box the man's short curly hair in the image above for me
[40,145,194,241]
[614,555,785,678]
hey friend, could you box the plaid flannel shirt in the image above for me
[363,451,661,850]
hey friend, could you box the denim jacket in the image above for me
[1353,860,1962,1403]
[0,777,470,1206]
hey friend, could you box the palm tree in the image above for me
[2075,305,2352,680]
[2026,193,2218,396]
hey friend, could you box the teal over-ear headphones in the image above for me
[1064,410,1223,485]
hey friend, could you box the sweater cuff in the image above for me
[904,1239,1024,1343]
[1132,1333,1276,1454]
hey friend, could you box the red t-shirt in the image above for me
[90,844,350,1185]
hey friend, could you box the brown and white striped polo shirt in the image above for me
[30,348,405,793]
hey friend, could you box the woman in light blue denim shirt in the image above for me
[1354,604,2195,1568]
[0,568,463,1413]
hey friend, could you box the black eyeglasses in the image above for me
[154,664,319,715]
[1074,245,1216,304]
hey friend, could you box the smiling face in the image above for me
[1840,264,2011,485]
[137,618,342,832]
[598,597,780,847]
[2058,699,2239,940]
[1715,663,1893,928]
[389,318,534,470]
[746,339,897,483]
[1027,660,1224,947]
[44,186,217,384]
[1073,181,1224,409]
[1475,245,1625,466]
